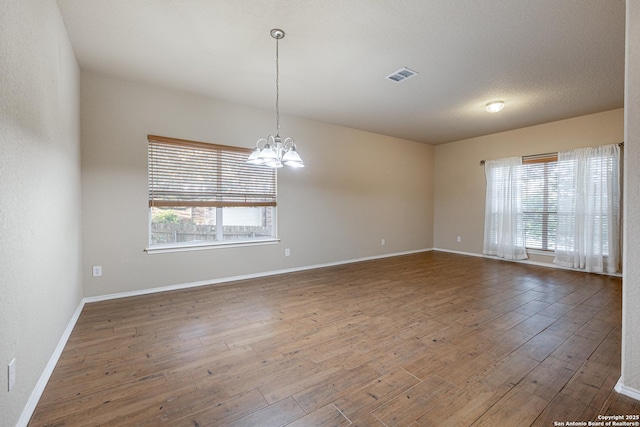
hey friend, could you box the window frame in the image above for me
[145,135,279,253]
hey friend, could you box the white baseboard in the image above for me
[615,377,640,401]
[84,248,434,303]
[435,247,564,268]
[433,248,622,277]
[16,300,86,427]
[433,248,487,259]
[434,247,556,268]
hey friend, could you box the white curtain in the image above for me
[554,144,621,273]
[483,157,528,260]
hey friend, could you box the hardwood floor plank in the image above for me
[225,397,306,427]
[477,328,535,359]
[537,301,577,319]
[350,412,388,426]
[258,364,344,405]
[471,388,549,427]
[413,381,500,426]
[372,374,459,426]
[512,313,557,336]
[531,393,599,426]
[516,330,568,362]
[562,359,617,408]
[364,337,431,375]
[512,355,579,402]
[476,310,530,332]
[222,356,317,397]
[550,334,605,366]
[545,314,590,340]
[177,388,268,427]
[513,299,551,316]
[332,368,421,421]
[436,351,496,386]
[477,353,539,394]
[284,403,350,427]
[292,364,381,413]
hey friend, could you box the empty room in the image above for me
[3,0,640,426]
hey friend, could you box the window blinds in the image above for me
[148,135,277,208]
[521,154,558,251]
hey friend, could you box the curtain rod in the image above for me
[479,142,624,166]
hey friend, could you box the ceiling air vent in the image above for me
[385,67,418,83]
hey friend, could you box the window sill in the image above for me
[145,238,280,254]
[526,249,555,257]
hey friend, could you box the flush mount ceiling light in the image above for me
[247,29,304,168]
[485,101,505,113]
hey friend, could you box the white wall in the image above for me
[80,72,434,298]
[621,0,640,395]
[0,1,82,425]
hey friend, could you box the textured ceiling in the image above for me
[56,0,625,144]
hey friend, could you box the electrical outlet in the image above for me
[285,248,291,257]
[8,358,15,392]
[381,238,386,246]
[92,266,102,277]
[456,236,462,243]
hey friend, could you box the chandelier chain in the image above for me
[275,37,280,135]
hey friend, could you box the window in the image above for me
[484,144,621,273]
[148,135,277,249]
[520,150,618,256]
[521,155,558,251]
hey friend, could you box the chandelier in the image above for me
[247,29,304,168]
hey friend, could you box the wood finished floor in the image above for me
[29,251,639,426]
